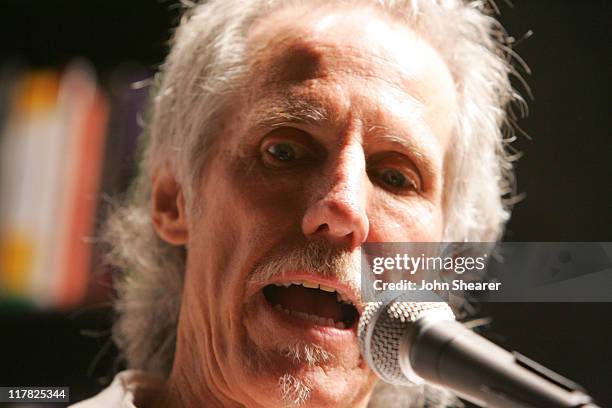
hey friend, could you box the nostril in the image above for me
[315,224,330,234]
[302,196,369,249]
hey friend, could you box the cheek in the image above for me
[367,194,444,242]
[227,162,310,238]
[186,160,309,299]
[196,163,299,243]
[182,164,253,305]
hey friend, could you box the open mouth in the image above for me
[262,281,359,329]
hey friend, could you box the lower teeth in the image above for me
[273,304,346,329]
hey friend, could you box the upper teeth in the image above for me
[272,280,352,304]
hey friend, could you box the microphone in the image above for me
[358,300,600,408]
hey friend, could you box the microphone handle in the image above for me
[401,317,599,408]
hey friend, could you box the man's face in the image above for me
[174,5,456,407]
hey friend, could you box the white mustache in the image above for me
[248,240,362,296]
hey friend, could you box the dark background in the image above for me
[0,0,610,406]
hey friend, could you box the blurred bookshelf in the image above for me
[0,61,152,312]
[0,1,178,402]
[0,60,154,404]
[0,0,179,314]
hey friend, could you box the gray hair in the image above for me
[104,0,526,404]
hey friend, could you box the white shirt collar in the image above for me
[69,370,162,408]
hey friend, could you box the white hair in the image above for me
[104,0,526,405]
[279,373,312,407]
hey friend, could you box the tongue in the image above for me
[276,286,342,321]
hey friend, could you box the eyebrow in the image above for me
[250,97,330,130]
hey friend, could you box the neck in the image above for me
[150,367,240,408]
[149,334,239,408]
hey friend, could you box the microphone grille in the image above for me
[358,301,455,385]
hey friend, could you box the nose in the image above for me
[301,144,370,250]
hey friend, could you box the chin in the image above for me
[238,255,374,406]
[295,367,375,408]
[239,324,375,408]
[241,362,374,408]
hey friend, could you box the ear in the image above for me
[151,171,189,245]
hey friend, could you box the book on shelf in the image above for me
[0,60,148,311]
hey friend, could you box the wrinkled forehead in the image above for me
[246,5,443,92]
[241,4,457,145]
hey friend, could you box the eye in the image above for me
[266,142,297,162]
[380,169,409,188]
[367,151,422,194]
[260,139,314,169]
[368,166,420,194]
